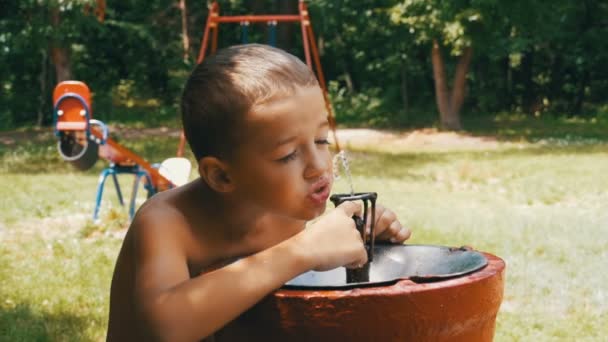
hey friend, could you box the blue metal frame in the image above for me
[268,21,277,46]
[240,21,277,46]
[93,164,157,221]
[241,21,249,43]
[88,119,109,145]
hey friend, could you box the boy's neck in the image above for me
[191,179,305,247]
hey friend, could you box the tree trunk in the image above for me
[400,64,409,122]
[343,71,354,93]
[317,35,325,56]
[447,46,472,129]
[95,0,106,22]
[50,7,72,82]
[573,69,589,115]
[521,51,535,115]
[252,0,266,13]
[251,0,269,45]
[37,50,48,127]
[431,39,452,129]
[431,39,471,130]
[504,56,513,111]
[573,0,592,115]
[277,0,298,50]
[179,0,191,62]
[51,46,72,82]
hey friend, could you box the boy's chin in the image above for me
[301,205,327,221]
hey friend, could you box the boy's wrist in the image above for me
[284,231,316,272]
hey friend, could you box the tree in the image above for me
[390,0,483,130]
[50,3,73,83]
[1,0,607,129]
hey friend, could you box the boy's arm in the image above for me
[133,202,366,341]
[132,215,310,341]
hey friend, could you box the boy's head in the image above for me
[181,44,319,162]
[181,44,332,220]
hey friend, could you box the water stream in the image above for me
[333,150,355,195]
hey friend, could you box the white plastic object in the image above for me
[158,157,192,187]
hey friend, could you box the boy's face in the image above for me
[228,85,333,221]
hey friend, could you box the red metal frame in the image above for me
[177,0,340,157]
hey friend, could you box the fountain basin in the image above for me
[215,245,505,342]
[285,244,488,288]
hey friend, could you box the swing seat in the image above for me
[158,157,192,187]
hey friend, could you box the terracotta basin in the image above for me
[215,248,505,342]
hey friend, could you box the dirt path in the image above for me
[1,126,511,151]
[332,128,509,152]
[0,126,182,146]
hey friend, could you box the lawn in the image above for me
[1,116,607,341]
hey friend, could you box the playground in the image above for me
[2,0,608,341]
[2,119,608,340]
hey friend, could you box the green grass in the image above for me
[464,112,608,143]
[335,146,608,341]
[1,116,607,341]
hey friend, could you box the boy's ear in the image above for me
[198,157,235,193]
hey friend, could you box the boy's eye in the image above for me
[276,139,328,163]
[277,150,298,163]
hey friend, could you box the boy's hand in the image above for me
[368,204,411,244]
[296,201,368,272]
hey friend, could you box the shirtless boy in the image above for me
[107,44,411,341]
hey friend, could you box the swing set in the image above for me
[53,1,340,221]
[177,1,340,155]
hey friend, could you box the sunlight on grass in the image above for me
[1,129,607,340]
[333,147,608,341]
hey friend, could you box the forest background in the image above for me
[2,0,607,131]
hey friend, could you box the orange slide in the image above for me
[53,81,191,220]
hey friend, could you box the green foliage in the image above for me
[329,81,392,127]
[389,0,481,54]
[1,0,607,129]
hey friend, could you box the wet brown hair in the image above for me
[181,44,319,162]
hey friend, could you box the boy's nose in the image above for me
[303,149,329,179]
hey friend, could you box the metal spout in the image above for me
[329,192,377,283]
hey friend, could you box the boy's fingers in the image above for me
[377,220,401,240]
[378,209,397,228]
[395,227,412,243]
[337,201,362,217]
[389,226,412,244]
[344,252,368,269]
[366,206,384,234]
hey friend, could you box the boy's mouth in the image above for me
[308,178,330,205]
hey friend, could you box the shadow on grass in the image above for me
[464,114,608,142]
[346,143,608,180]
[0,135,192,175]
[0,303,99,342]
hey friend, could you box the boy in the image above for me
[107,44,411,341]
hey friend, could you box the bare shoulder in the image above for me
[128,190,195,268]
[132,191,187,233]
[107,191,194,341]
